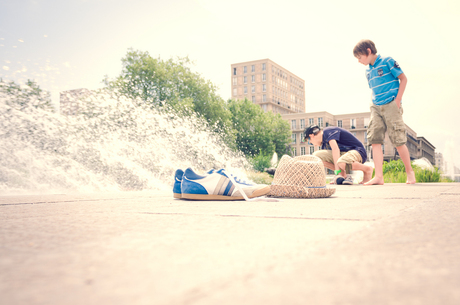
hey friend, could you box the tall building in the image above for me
[230,59,305,114]
[282,111,436,165]
[435,153,445,172]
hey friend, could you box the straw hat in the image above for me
[268,155,336,198]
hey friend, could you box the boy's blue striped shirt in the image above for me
[366,55,403,105]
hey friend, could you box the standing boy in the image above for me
[304,125,373,185]
[353,39,416,185]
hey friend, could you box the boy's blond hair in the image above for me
[353,39,377,57]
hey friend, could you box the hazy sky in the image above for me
[1,0,459,168]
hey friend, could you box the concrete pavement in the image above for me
[1,183,460,305]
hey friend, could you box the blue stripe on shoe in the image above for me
[223,180,233,196]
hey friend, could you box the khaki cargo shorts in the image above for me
[313,149,363,173]
[367,100,407,147]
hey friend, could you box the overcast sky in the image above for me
[1,0,459,169]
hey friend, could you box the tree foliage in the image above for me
[104,49,232,135]
[227,98,291,157]
[104,49,291,159]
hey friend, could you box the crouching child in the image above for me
[304,125,373,184]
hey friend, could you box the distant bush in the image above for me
[382,159,451,183]
[246,170,273,185]
[249,153,272,173]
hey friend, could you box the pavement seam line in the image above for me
[137,212,376,221]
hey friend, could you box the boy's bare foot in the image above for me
[362,165,374,184]
[406,170,416,184]
[364,176,384,185]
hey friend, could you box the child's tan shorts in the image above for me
[313,149,362,172]
[367,100,407,147]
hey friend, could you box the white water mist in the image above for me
[0,86,249,195]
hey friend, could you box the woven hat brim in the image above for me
[268,185,335,198]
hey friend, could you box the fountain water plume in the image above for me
[412,157,435,171]
[270,152,278,168]
[0,86,249,195]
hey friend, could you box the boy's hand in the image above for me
[395,97,402,109]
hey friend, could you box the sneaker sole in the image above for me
[173,193,182,199]
[181,185,270,201]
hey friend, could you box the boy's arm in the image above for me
[328,139,341,171]
[394,73,407,109]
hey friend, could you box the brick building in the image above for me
[230,59,305,114]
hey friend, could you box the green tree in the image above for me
[104,49,232,136]
[227,98,291,157]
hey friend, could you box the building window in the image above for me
[262,84,266,92]
[338,120,342,128]
[364,117,370,128]
[262,73,266,81]
[252,95,256,102]
[233,88,237,96]
[382,144,385,154]
[262,104,267,112]
[244,66,247,73]
[233,77,237,85]
[292,133,296,144]
[291,120,296,129]
[244,86,247,94]
[251,75,255,83]
[262,63,266,71]
[244,76,247,84]
[300,119,305,129]
[364,131,368,143]
[293,147,297,156]
[263,94,266,102]
[251,85,255,93]
[301,147,306,155]
[318,117,323,128]
[251,65,255,72]
[309,118,314,125]
[350,119,356,129]
[233,68,237,75]
[309,146,315,154]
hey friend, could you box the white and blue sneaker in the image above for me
[342,174,354,185]
[181,168,270,200]
[173,168,216,199]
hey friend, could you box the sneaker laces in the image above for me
[222,169,280,202]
